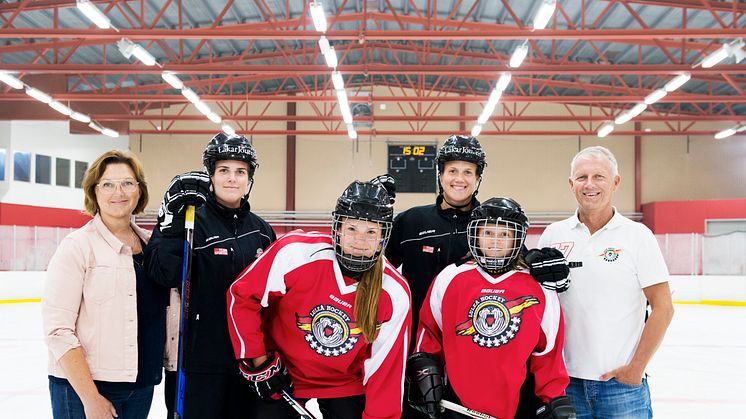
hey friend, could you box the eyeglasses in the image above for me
[97,179,139,194]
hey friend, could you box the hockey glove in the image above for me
[157,171,211,235]
[239,352,293,402]
[370,173,396,204]
[406,352,444,419]
[526,247,571,293]
[536,396,576,419]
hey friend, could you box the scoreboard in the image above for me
[387,144,437,193]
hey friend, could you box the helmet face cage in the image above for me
[332,214,392,272]
[468,218,527,273]
[202,133,258,177]
[436,135,486,176]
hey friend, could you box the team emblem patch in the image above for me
[213,248,228,256]
[296,304,362,357]
[599,247,622,262]
[455,295,539,348]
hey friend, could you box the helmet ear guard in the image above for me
[467,197,529,274]
[332,181,394,272]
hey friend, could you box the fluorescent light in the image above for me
[49,101,72,116]
[161,71,183,89]
[664,72,690,92]
[222,123,236,136]
[728,38,746,63]
[509,42,529,68]
[318,36,331,54]
[0,71,24,89]
[486,88,502,108]
[181,87,200,104]
[471,125,483,137]
[644,88,667,105]
[88,121,103,132]
[323,47,338,68]
[337,90,353,123]
[615,103,647,124]
[495,72,512,91]
[194,100,212,115]
[309,1,327,33]
[76,0,111,29]
[206,112,222,124]
[117,38,156,66]
[597,122,615,138]
[331,71,344,91]
[714,127,736,139]
[701,45,729,68]
[70,112,91,123]
[101,127,119,138]
[477,110,492,125]
[532,0,557,30]
[347,124,357,140]
[25,87,52,104]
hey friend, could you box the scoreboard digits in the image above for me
[388,144,437,193]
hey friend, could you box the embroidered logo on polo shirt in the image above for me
[455,294,539,348]
[599,247,622,262]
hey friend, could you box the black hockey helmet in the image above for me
[436,135,486,176]
[332,181,394,272]
[202,133,258,177]
[468,197,529,274]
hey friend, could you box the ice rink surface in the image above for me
[1,302,744,419]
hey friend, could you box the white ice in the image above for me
[1,303,744,418]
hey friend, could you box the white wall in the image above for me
[2,272,744,303]
[0,120,129,210]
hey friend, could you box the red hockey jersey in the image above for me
[227,230,412,419]
[415,262,568,419]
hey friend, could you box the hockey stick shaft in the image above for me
[174,206,196,419]
[441,400,497,419]
[281,390,317,419]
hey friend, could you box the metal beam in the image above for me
[1,27,744,40]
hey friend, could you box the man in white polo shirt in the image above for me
[538,145,674,418]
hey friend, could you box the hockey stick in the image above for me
[174,205,196,419]
[441,400,497,419]
[281,390,318,419]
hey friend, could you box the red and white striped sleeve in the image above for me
[361,262,412,419]
[226,230,330,360]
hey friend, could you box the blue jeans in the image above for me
[566,376,652,419]
[49,376,154,419]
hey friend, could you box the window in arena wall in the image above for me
[35,154,51,185]
[13,151,31,182]
[74,160,88,189]
[56,158,70,187]
[0,148,5,181]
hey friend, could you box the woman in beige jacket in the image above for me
[43,150,169,419]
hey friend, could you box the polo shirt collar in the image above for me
[571,206,623,232]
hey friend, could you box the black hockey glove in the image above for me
[157,171,211,236]
[239,352,293,402]
[536,396,576,419]
[370,173,396,204]
[406,352,444,419]
[526,247,571,293]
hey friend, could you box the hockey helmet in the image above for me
[467,197,529,274]
[436,135,486,176]
[202,133,258,177]
[332,181,394,272]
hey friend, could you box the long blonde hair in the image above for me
[354,257,384,343]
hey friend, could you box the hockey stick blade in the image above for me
[281,390,317,419]
[441,400,497,419]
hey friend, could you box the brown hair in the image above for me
[354,257,384,343]
[82,150,149,216]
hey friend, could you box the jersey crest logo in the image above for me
[296,304,363,357]
[599,247,622,262]
[455,295,539,348]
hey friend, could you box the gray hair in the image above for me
[570,146,619,177]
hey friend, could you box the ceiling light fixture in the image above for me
[309,1,328,33]
[664,72,691,92]
[76,0,112,29]
[509,42,529,68]
[532,0,557,31]
[25,87,52,104]
[49,101,72,116]
[0,71,24,89]
[471,125,483,137]
[117,38,157,66]
[181,87,200,104]
[643,88,667,105]
[161,71,184,89]
[70,112,91,124]
[101,127,120,138]
[495,72,512,91]
[597,121,615,138]
[222,124,236,136]
[331,71,344,91]
[614,103,647,125]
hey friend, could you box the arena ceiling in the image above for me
[0,0,745,138]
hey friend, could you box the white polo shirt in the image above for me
[538,209,669,381]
